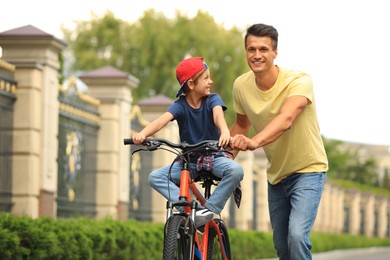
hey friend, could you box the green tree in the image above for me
[324,138,379,186]
[62,9,247,125]
[323,138,350,178]
[62,11,133,71]
[382,168,390,189]
[350,158,379,186]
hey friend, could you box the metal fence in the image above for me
[0,75,16,212]
[56,83,100,218]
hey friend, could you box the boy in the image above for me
[132,57,243,227]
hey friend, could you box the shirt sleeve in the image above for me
[167,100,182,120]
[287,74,314,104]
[209,93,227,111]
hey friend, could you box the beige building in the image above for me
[1,25,389,238]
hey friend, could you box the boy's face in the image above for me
[189,69,213,97]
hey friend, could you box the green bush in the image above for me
[0,214,61,259]
[1,213,390,259]
[311,232,390,253]
[229,229,276,259]
[0,213,165,260]
[0,227,22,258]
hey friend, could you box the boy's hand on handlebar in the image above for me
[218,132,231,148]
[132,133,146,144]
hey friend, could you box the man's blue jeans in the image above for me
[268,172,326,260]
[148,157,243,214]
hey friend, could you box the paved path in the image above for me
[313,247,390,260]
[259,247,390,260]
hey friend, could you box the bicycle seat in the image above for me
[194,170,222,183]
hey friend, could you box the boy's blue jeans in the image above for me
[268,172,326,260]
[148,156,244,214]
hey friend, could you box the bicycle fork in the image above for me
[165,161,199,260]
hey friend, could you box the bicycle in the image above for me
[124,137,232,260]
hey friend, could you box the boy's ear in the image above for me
[187,80,195,90]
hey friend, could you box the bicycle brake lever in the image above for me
[147,145,159,151]
[206,141,220,152]
[144,140,160,151]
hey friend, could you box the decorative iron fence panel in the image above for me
[0,77,16,212]
[57,83,99,218]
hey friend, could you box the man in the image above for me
[229,23,328,260]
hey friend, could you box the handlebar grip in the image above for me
[123,138,134,145]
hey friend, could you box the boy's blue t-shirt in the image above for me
[167,93,227,144]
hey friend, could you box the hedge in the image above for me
[2,213,390,259]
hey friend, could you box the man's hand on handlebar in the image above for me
[229,134,257,151]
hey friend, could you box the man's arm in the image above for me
[231,95,308,151]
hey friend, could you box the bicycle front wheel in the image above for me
[163,215,195,260]
[207,219,232,260]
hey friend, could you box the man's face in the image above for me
[245,35,277,73]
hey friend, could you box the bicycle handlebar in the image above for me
[123,138,220,152]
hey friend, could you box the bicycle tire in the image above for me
[163,215,195,260]
[207,219,232,260]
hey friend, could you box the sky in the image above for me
[2,0,390,146]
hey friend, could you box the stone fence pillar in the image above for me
[0,25,66,218]
[347,190,361,235]
[80,66,138,220]
[233,151,254,230]
[376,197,388,238]
[136,95,179,222]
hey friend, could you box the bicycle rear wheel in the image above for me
[163,215,195,260]
[207,219,232,260]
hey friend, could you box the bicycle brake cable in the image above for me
[162,146,182,204]
[131,147,148,155]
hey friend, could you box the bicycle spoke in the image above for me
[207,219,232,260]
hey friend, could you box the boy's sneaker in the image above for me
[195,208,213,227]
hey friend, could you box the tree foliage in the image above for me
[62,9,248,125]
[323,138,379,186]
[382,168,390,189]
